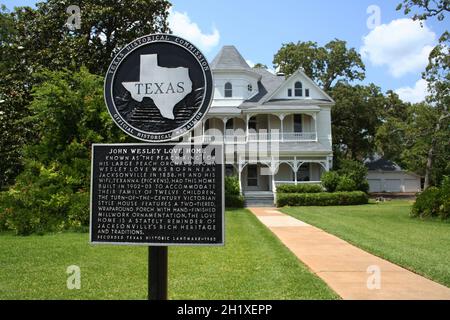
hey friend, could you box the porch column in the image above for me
[313,114,318,142]
[238,161,244,195]
[202,119,206,143]
[222,117,229,143]
[271,159,277,194]
[278,114,285,142]
[246,114,250,142]
[293,157,299,186]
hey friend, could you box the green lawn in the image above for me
[0,209,338,300]
[281,200,450,288]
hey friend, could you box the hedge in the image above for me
[225,176,244,208]
[276,191,369,207]
[225,194,245,208]
[276,184,324,194]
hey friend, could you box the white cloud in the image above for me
[395,79,429,103]
[361,19,436,78]
[168,9,220,53]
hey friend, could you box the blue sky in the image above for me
[3,0,448,102]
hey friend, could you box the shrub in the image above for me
[337,160,369,193]
[439,176,450,219]
[440,198,450,220]
[336,175,357,192]
[225,194,245,208]
[0,192,9,231]
[276,191,368,207]
[2,162,73,235]
[67,191,90,231]
[277,184,324,194]
[225,176,244,208]
[412,176,450,220]
[1,68,126,235]
[411,187,442,218]
[321,171,340,192]
[225,176,240,196]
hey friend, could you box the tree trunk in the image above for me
[424,114,446,189]
[424,143,434,190]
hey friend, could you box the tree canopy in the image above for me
[0,0,171,188]
[273,39,366,91]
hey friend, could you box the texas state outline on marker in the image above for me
[122,54,193,120]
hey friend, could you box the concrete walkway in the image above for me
[250,207,450,300]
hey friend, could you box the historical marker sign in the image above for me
[90,143,224,246]
[104,34,213,142]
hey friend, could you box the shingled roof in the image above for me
[365,158,402,171]
[240,67,285,108]
[210,45,252,70]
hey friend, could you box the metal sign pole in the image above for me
[149,246,168,300]
[99,34,217,302]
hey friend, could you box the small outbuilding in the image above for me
[365,158,422,193]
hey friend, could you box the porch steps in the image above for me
[244,192,275,207]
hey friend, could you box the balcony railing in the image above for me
[201,132,317,144]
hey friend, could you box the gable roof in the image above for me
[210,46,252,70]
[264,68,335,104]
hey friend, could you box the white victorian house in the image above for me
[190,46,334,204]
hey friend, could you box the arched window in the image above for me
[295,81,303,97]
[225,82,233,98]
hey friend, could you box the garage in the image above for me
[365,158,422,194]
[404,179,421,193]
[385,179,402,192]
[368,179,382,192]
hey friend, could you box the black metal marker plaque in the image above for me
[104,34,213,142]
[90,144,224,246]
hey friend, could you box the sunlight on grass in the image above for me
[0,210,338,300]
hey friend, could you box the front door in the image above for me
[247,165,258,189]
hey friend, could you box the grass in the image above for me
[0,209,338,300]
[281,200,450,288]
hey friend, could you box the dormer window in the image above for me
[225,82,233,98]
[295,82,303,97]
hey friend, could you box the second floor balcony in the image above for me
[194,112,322,144]
[202,131,317,144]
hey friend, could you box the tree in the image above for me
[396,0,449,21]
[396,0,449,188]
[253,63,268,69]
[422,33,450,188]
[375,91,410,165]
[2,68,127,234]
[330,82,385,161]
[402,103,449,186]
[273,39,365,91]
[0,0,171,188]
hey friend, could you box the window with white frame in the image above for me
[294,81,303,97]
[224,82,233,98]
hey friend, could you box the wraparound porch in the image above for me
[227,157,331,195]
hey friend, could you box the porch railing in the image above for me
[201,132,317,144]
